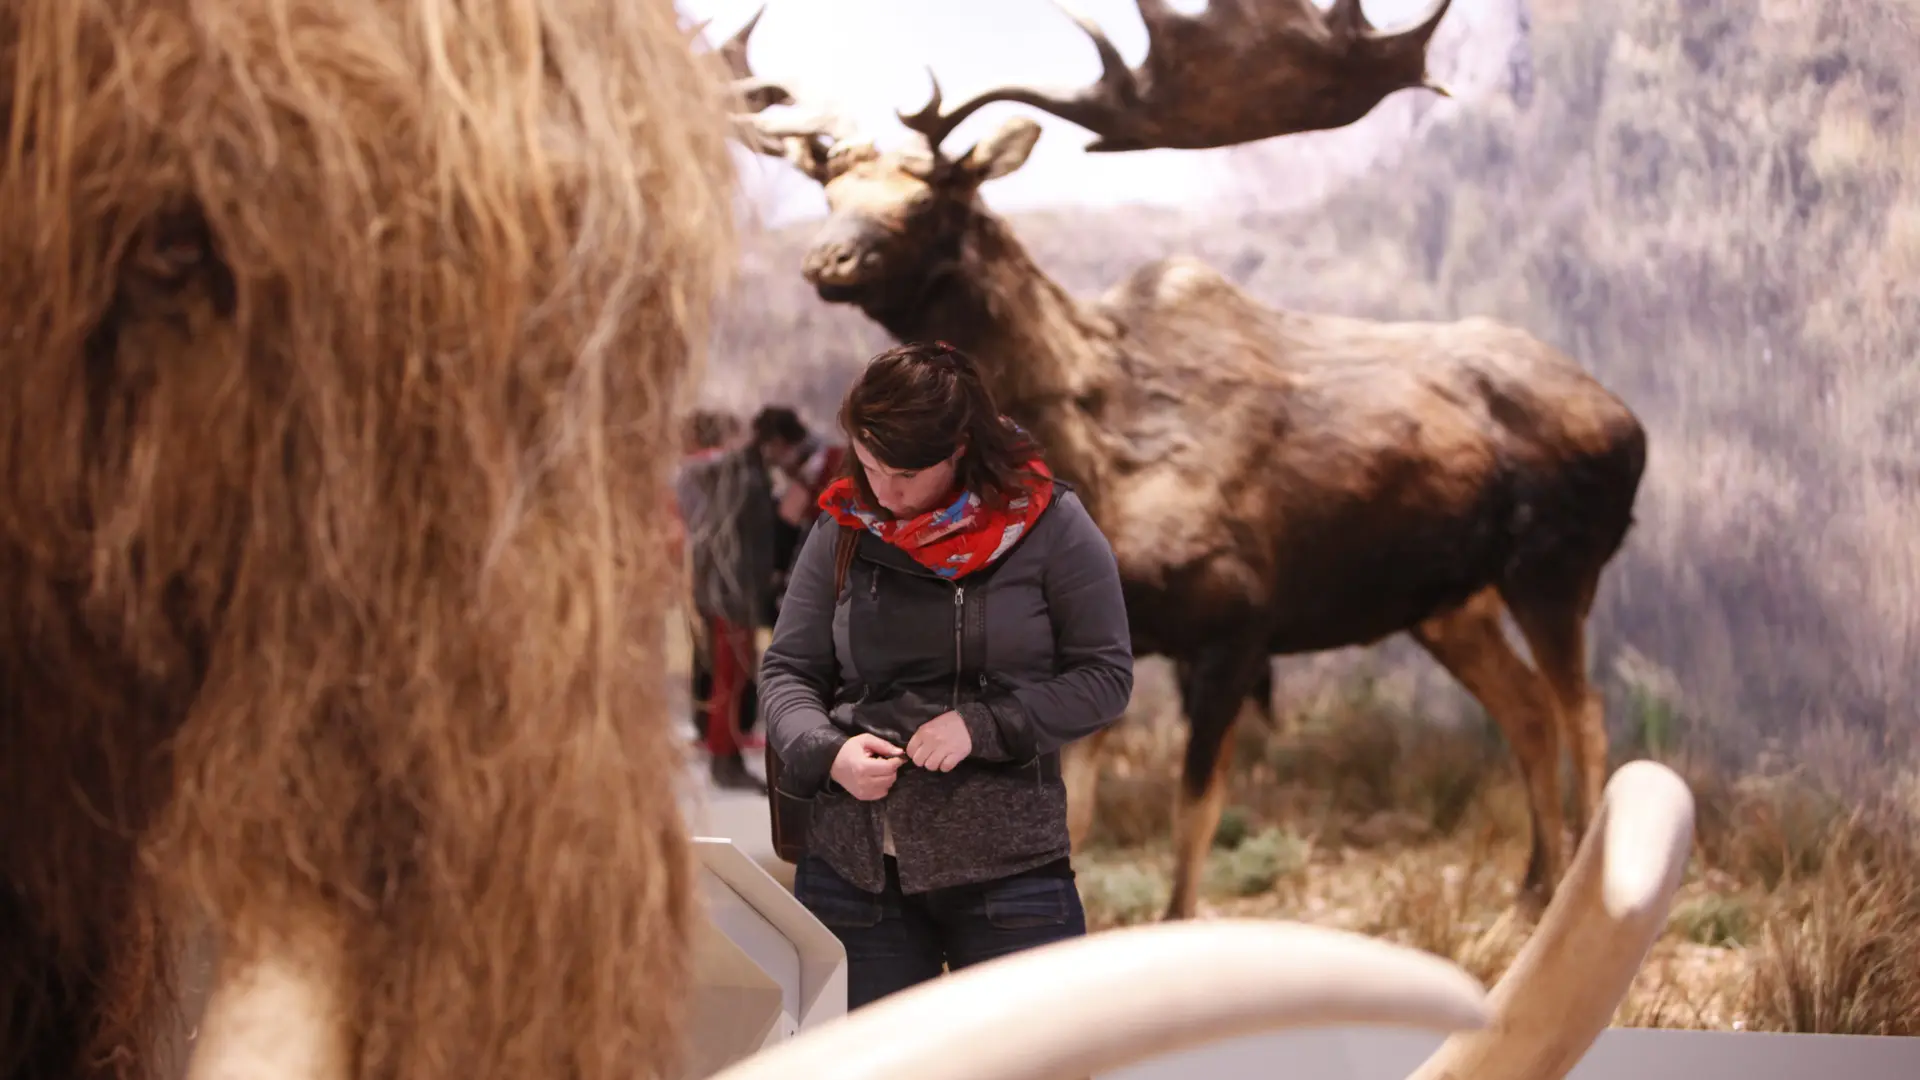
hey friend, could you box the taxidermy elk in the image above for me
[725,0,1647,921]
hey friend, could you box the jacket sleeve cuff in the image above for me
[777,725,848,797]
[957,702,1007,760]
[959,699,1037,763]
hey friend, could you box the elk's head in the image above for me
[720,12,1041,311]
[785,114,1038,307]
[721,0,1455,312]
[734,99,1041,310]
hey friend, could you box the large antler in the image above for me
[706,759,1693,1080]
[699,6,790,115]
[899,0,1454,155]
[707,4,864,183]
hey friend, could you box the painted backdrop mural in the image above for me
[689,0,1920,1035]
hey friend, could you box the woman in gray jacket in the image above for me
[759,340,1135,1010]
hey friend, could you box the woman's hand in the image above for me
[906,711,973,772]
[830,733,905,800]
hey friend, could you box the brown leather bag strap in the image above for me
[831,522,860,598]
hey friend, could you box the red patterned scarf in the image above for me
[818,458,1054,580]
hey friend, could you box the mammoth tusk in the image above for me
[183,924,352,1080]
[709,919,1489,1080]
[1403,758,1696,1080]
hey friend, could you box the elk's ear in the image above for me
[954,116,1041,185]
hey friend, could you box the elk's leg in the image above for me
[1411,589,1565,911]
[1164,643,1267,922]
[1187,658,1275,729]
[1064,727,1113,855]
[1247,661,1275,729]
[1506,572,1608,840]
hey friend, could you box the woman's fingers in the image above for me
[855,732,902,756]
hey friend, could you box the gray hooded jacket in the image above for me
[759,482,1134,894]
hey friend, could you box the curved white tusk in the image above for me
[710,918,1489,1080]
[1404,758,1696,1080]
[182,926,352,1080]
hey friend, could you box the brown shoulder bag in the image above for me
[764,523,861,865]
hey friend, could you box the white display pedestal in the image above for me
[679,837,848,1079]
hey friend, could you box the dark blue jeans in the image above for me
[792,853,1087,1010]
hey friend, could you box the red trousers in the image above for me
[704,615,755,757]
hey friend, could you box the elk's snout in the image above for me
[801,216,886,293]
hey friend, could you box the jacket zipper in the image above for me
[952,583,1037,789]
[867,561,1042,790]
[951,585,964,708]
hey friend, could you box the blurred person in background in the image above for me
[673,409,739,744]
[752,404,847,615]
[674,408,775,792]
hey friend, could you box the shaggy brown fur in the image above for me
[730,11,1645,923]
[0,2,738,1079]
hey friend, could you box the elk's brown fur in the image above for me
[0,1,738,1078]
[729,4,1646,921]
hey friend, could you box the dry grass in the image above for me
[1067,657,1920,1034]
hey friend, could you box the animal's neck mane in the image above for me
[859,201,1117,509]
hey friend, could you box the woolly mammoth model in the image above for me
[0,2,740,1079]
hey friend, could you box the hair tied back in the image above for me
[927,339,966,374]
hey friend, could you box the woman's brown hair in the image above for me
[837,340,1047,515]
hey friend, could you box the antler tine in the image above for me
[710,4,863,183]
[896,68,1046,159]
[703,3,794,114]
[896,0,1136,155]
[894,68,952,151]
[714,5,764,83]
[1323,0,1369,37]
[899,0,1455,155]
